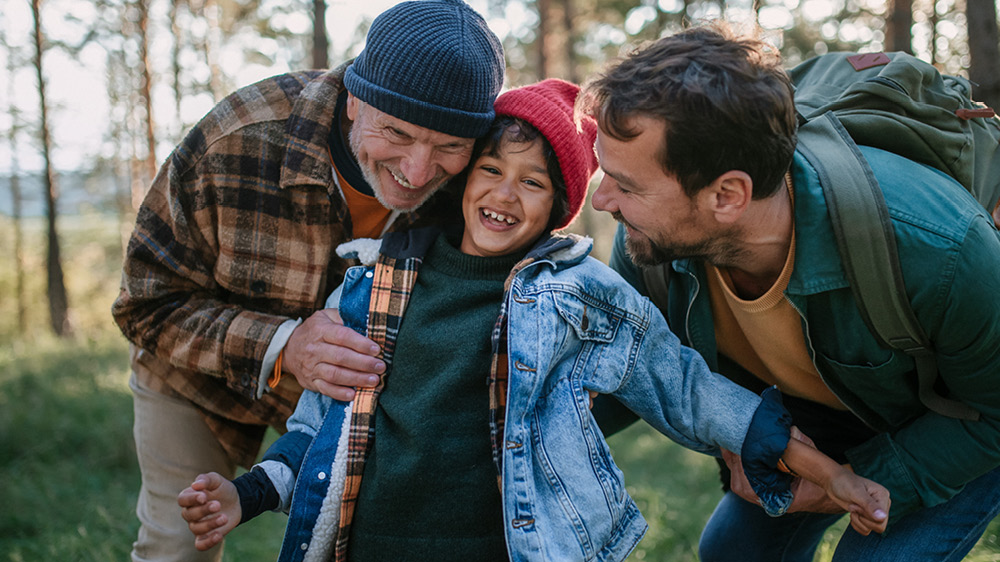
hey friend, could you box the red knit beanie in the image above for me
[493,79,599,230]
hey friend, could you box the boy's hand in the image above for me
[828,474,890,535]
[177,472,242,551]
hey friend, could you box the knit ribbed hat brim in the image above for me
[344,0,505,139]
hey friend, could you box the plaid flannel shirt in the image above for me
[112,63,434,468]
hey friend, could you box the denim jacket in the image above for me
[611,146,1000,520]
[261,229,793,562]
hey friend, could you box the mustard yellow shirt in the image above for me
[705,221,845,410]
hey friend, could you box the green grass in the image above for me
[1,213,998,561]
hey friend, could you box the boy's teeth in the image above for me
[484,209,517,225]
[391,171,416,189]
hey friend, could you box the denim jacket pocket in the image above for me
[550,290,622,344]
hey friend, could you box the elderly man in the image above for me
[112,1,503,560]
[583,23,1000,562]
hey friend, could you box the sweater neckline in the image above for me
[425,233,524,279]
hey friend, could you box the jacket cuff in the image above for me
[846,432,921,520]
[233,466,280,525]
[741,386,794,517]
[222,311,287,398]
[256,318,303,399]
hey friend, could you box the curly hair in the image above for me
[580,22,797,200]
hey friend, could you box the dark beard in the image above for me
[613,211,698,267]
[625,235,676,267]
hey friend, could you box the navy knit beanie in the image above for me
[344,0,505,139]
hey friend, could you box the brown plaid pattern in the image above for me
[333,252,422,561]
[112,63,433,468]
[488,256,538,482]
[488,314,510,483]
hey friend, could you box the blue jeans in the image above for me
[699,465,1000,562]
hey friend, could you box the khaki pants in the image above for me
[130,373,235,562]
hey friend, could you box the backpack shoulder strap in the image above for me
[795,112,980,421]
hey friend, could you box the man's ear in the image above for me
[703,170,752,224]
[346,92,359,120]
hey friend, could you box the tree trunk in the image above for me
[193,0,224,101]
[9,165,27,334]
[562,0,578,83]
[106,47,138,250]
[3,28,27,333]
[536,0,551,80]
[136,0,159,185]
[31,0,71,336]
[170,0,184,136]
[886,0,913,53]
[312,0,329,69]
[6,107,27,334]
[967,0,1000,110]
[929,0,939,65]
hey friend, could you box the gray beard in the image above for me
[347,121,444,212]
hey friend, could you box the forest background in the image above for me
[2,0,1000,560]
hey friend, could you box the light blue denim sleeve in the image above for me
[605,296,760,455]
[256,390,334,511]
[610,298,792,516]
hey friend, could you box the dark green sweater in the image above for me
[348,234,521,562]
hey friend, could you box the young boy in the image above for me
[178,80,890,562]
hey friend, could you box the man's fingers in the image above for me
[316,341,385,376]
[848,508,886,535]
[313,377,360,401]
[321,308,343,323]
[318,321,382,357]
[311,361,382,388]
[848,513,874,536]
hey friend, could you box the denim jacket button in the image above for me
[317,471,326,480]
[511,518,534,528]
[300,542,308,550]
[505,440,522,449]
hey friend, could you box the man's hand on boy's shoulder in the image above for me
[283,309,386,401]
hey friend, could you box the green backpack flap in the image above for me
[792,51,1000,421]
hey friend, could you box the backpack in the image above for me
[642,51,1000,420]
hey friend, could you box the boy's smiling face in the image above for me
[460,139,555,257]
